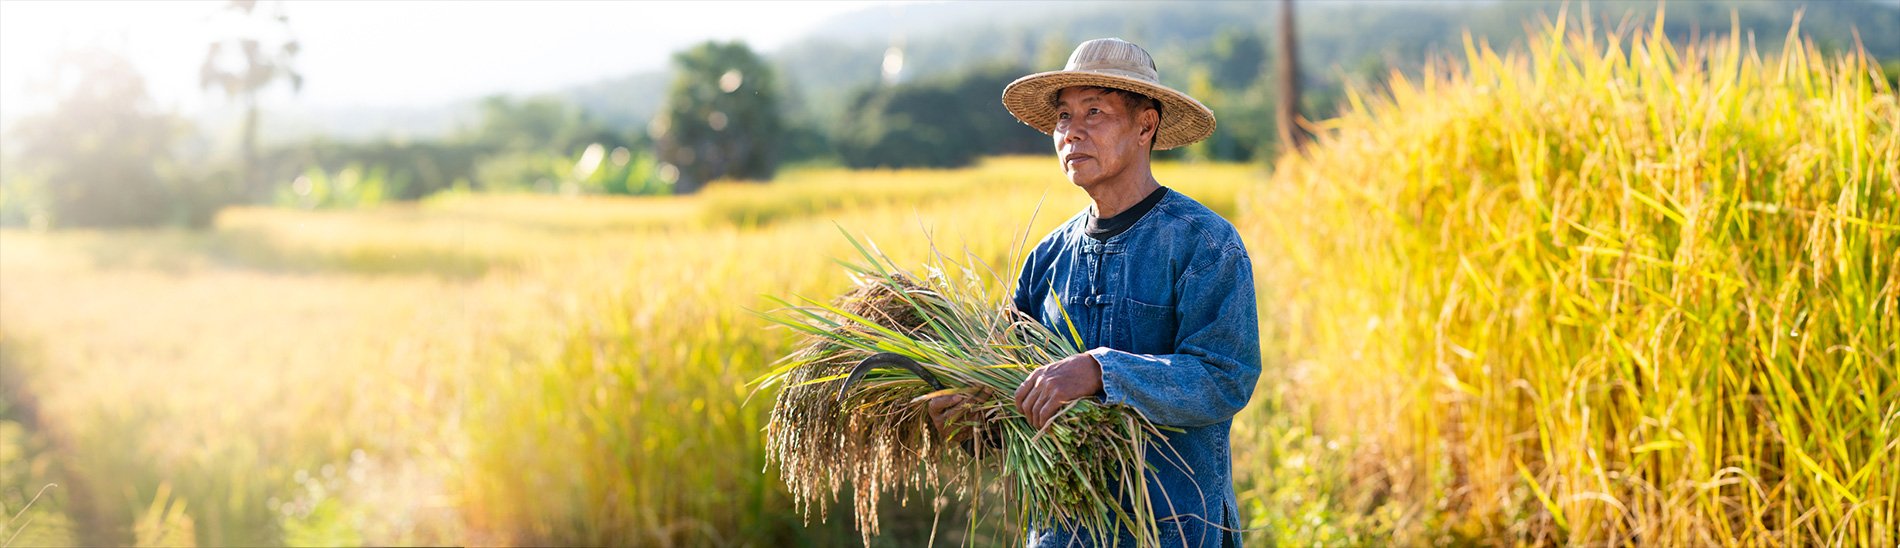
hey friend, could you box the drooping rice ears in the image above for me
[1248,8,1896,544]
[754,231,1172,546]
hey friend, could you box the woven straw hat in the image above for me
[1002,38,1216,150]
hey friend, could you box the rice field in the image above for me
[1244,17,1897,545]
[2,19,1895,548]
[0,158,1258,546]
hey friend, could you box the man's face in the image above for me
[1052,87,1155,190]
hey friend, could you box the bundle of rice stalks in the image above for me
[754,233,1173,547]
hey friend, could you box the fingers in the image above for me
[928,394,960,422]
[1016,370,1048,425]
[1016,357,1103,429]
[1016,363,1078,429]
[927,393,961,415]
[1034,394,1066,429]
[1020,387,1044,428]
[927,394,971,441]
[1013,368,1041,412]
[1021,382,1064,430]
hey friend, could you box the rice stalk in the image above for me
[755,231,1172,547]
[1243,8,1897,544]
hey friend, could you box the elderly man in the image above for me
[928,38,1261,547]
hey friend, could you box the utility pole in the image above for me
[1276,0,1309,152]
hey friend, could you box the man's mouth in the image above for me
[1063,153,1092,167]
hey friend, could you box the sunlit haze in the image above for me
[0,0,904,122]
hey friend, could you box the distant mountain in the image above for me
[262,102,479,145]
[576,0,1900,135]
[560,69,670,132]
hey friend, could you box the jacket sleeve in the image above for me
[1092,243,1261,428]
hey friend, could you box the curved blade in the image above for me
[835,352,947,401]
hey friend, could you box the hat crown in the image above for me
[1001,37,1215,150]
[1064,38,1159,82]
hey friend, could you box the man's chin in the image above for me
[1064,170,1099,188]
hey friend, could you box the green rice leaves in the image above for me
[755,232,1167,547]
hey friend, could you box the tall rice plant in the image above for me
[1243,9,1897,545]
[755,232,1173,547]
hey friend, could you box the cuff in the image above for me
[1087,347,1127,406]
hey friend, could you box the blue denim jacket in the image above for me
[1012,189,1261,547]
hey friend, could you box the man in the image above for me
[928,38,1261,547]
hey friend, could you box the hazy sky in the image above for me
[0,0,904,120]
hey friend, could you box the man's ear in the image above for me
[1140,108,1160,145]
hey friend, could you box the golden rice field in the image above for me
[3,21,1895,547]
[0,157,1253,546]
[1251,19,1897,546]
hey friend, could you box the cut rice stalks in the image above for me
[753,232,1172,547]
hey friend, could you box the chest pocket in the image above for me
[1118,296,1176,355]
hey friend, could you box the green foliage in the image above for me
[836,64,1048,169]
[276,163,398,210]
[260,94,633,204]
[1208,28,1267,90]
[471,143,669,196]
[471,151,570,194]
[5,48,228,229]
[775,121,838,167]
[0,172,51,230]
[1177,65,1278,163]
[569,144,670,196]
[262,139,486,201]
[469,95,622,153]
[280,491,365,547]
[656,41,783,193]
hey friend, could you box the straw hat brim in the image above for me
[1002,69,1216,150]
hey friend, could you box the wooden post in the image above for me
[1276,0,1308,152]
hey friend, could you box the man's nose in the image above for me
[1059,126,1085,145]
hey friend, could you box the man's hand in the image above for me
[1013,353,1104,430]
[926,394,975,444]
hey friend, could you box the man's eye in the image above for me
[1089,108,1101,115]
[1058,112,1070,120]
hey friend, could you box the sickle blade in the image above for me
[836,352,947,401]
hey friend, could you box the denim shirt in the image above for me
[1013,189,1262,547]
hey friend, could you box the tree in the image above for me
[8,49,194,228]
[1211,28,1267,90]
[654,41,782,194]
[1182,30,1276,163]
[836,64,1047,169]
[200,0,302,197]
